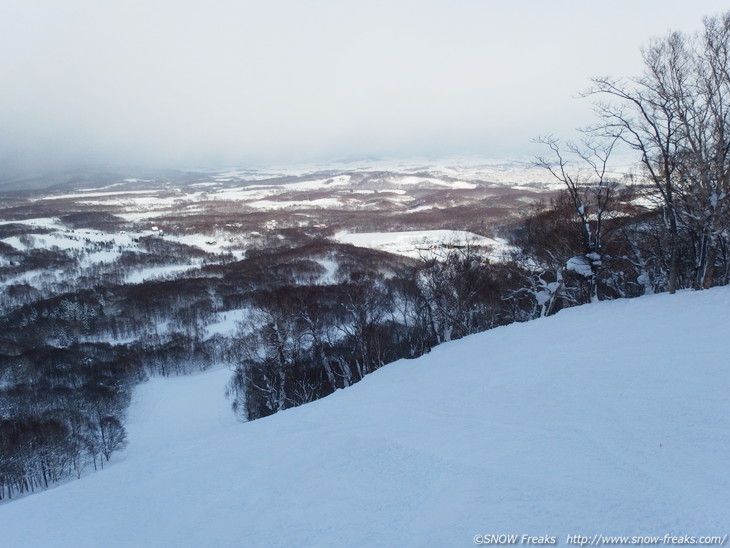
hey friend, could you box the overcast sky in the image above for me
[2,1,729,175]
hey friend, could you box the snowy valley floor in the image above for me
[1,289,729,547]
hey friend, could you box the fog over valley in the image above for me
[2,0,729,179]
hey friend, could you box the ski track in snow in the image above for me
[1,289,729,547]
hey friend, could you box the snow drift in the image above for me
[1,288,728,547]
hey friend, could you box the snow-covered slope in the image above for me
[2,289,729,547]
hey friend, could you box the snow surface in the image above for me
[334,229,510,260]
[19,161,563,215]
[205,309,250,338]
[208,158,562,189]
[246,197,345,210]
[315,257,339,284]
[1,289,729,547]
[124,264,200,284]
[38,190,157,201]
[0,217,65,229]
[386,175,477,189]
[567,256,593,277]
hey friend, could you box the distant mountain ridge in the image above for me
[0,159,562,194]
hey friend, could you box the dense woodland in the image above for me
[2,12,729,501]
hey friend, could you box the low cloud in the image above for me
[2,1,729,179]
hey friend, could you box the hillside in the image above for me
[1,288,728,547]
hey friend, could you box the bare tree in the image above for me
[674,13,730,287]
[233,293,302,416]
[338,273,390,378]
[296,295,341,392]
[588,11,730,291]
[536,135,620,302]
[418,239,497,340]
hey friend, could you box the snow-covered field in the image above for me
[15,160,563,218]
[0,218,244,287]
[335,229,512,260]
[209,158,558,189]
[124,264,201,284]
[1,288,728,547]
